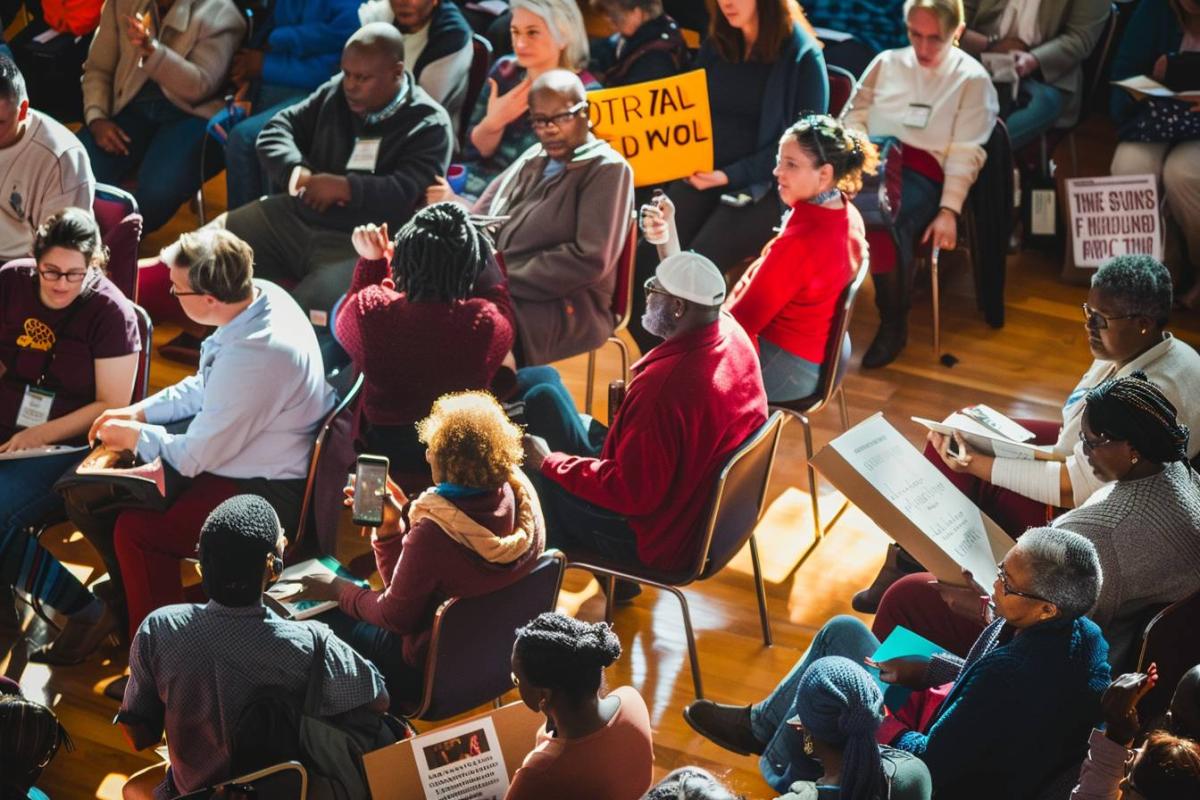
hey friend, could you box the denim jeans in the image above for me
[225,84,309,210]
[518,366,606,456]
[77,86,225,233]
[759,337,823,402]
[1004,79,1065,152]
[0,451,93,614]
[893,168,943,281]
[751,615,882,792]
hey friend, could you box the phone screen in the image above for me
[352,456,389,526]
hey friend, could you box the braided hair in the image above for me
[795,656,887,800]
[0,695,72,799]
[392,202,493,303]
[1084,372,1190,464]
[513,612,621,704]
[782,114,880,195]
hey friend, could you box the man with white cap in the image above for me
[522,251,767,589]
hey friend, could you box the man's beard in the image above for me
[641,302,677,340]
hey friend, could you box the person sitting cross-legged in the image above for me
[685,528,1111,799]
[116,494,389,799]
[520,251,766,596]
[215,22,454,344]
[45,229,333,666]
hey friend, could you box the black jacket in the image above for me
[256,73,454,232]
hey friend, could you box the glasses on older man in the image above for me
[643,277,673,300]
[995,561,1052,604]
[529,101,588,131]
[1082,303,1137,330]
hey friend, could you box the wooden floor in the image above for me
[7,114,1200,799]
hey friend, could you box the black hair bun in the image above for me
[575,620,622,667]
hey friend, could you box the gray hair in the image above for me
[162,229,254,304]
[1091,255,1173,324]
[642,767,743,800]
[511,0,590,71]
[1014,528,1103,619]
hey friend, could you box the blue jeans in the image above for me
[518,366,606,456]
[0,452,93,614]
[1005,79,1065,152]
[77,88,225,233]
[759,337,822,402]
[751,615,882,792]
[225,84,308,210]
[894,167,943,282]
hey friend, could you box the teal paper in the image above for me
[866,626,945,714]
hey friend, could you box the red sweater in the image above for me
[540,314,767,571]
[336,482,544,668]
[726,199,866,363]
[334,257,515,426]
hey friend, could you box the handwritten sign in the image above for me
[1066,175,1162,268]
[587,69,713,187]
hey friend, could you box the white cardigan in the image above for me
[991,334,1200,507]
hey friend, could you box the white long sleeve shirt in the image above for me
[135,280,334,479]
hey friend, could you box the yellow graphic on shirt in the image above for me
[16,318,54,351]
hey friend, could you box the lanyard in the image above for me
[33,290,91,387]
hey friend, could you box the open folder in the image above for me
[811,413,1015,586]
[912,404,1061,461]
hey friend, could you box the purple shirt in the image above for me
[0,263,139,443]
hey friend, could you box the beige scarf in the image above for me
[407,468,544,564]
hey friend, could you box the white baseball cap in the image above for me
[655,251,726,306]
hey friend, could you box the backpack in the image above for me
[231,630,412,799]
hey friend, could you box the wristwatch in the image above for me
[986,32,999,49]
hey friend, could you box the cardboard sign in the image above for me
[587,69,713,187]
[363,701,542,799]
[810,413,1014,586]
[1066,175,1162,268]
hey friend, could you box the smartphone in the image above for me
[352,454,389,526]
[947,435,962,459]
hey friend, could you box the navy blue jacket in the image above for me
[895,616,1111,799]
[694,22,828,200]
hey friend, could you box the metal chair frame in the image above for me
[584,216,639,416]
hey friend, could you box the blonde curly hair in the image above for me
[416,391,524,489]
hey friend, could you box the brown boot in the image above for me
[28,596,119,666]
[683,699,765,756]
[851,543,924,613]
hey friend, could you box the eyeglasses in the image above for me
[995,561,1052,604]
[169,284,206,298]
[38,268,89,283]
[529,101,588,131]
[643,277,673,299]
[1082,303,1138,330]
[1078,429,1121,453]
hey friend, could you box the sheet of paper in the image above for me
[33,28,65,44]
[0,444,87,461]
[962,405,1036,442]
[266,557,366,620]
[830,415,1000,584]
[871,625,944,663]
[1112,75,1200,101]
[412,716,510,800]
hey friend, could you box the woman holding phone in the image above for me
[290,391,545,706]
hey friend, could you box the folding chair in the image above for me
[93,183,143,302]
[1135,588,1200,724]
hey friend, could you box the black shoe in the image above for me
[862,321,908,368]
[851,544,924,614]
[862,268,910,369]
[598,577,642,606]
[103,675,130,702]
[683,699,765,756]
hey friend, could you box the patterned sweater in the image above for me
[1053,460,1200,669]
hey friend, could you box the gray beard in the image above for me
[641,303,676,340]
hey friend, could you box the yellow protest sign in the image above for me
[587,69,713,187]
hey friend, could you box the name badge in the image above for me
[16,385,54,428]
[903,103,933,129]
[346,137,382,172]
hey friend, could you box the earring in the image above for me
[1131,456,1139,464]
[1141,329,1148,334]
[802,729,815,756]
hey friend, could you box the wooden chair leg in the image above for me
[748,535,773,647]
[931,247,941,355]
[584,349,598,416]
[664,585,703,699]
[802,416,822,545]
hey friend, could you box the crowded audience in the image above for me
[1,0,1199,797]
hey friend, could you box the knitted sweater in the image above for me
[1053,461,1200,669]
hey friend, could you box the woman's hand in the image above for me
[287,572,350,602]
[1101,666,1157,745]
[89,119,132,156]
[483,77,531,130]
[866,657,929,690]
[932,569,993,623]
[123,13,155,56]
[928,430,993,481]
[686,171,729,192]
[425,176,468,208]
[351,223,391,261]
[1152,54,1168,82]
[343,473,408,539]
[0,427,51,453]
[1012,51,1040,78]
[921,208,958,251]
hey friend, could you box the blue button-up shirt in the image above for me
[136,280,334,479]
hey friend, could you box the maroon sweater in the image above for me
[334,257,516,426]
[336,482,544,667]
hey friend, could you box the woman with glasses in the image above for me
[644,114,876,402]
[506,611,653,800]
[853,253,1200,614]
[685,527,1110,800]
[874,372,1200,669]
[0,208,139,652]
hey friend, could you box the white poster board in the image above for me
[411,716,510,800]
[812,413,1014,585]
[1066,174,1161,268]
